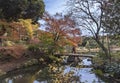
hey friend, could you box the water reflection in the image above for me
[0,58,106,83]
[82,58,92,66]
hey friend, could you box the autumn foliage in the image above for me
[0,12,81,58]
[42,12,81,47]
[0,19,38,42]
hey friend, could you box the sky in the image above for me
[39,0,68,30]
[44,0,68,15]
[43,0,90,36]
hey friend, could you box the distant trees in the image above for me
[42,12,81,54]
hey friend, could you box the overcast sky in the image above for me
[44,0,67,15]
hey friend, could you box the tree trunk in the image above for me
[72,46,76,53]
[94,38,109,58]
[0,38,2,46]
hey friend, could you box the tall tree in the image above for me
[67,0,110,58]
[0,0,45,22]
[42,12,81,54]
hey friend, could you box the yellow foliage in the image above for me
[19,19,38,38]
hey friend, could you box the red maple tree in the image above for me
[42,12,81,53]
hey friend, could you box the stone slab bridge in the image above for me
[54,53,95,58]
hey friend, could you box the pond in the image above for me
[0,57,108,83]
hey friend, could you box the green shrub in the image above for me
[48,55,60,62]
[94,69,103,76]
[28,44,39,52]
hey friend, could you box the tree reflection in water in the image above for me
[0,64,81,83]
[0,58,107,83]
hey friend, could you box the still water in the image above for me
[0,58,106,83]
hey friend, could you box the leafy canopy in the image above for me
[0,0,45,22]
[42,12,81,51]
